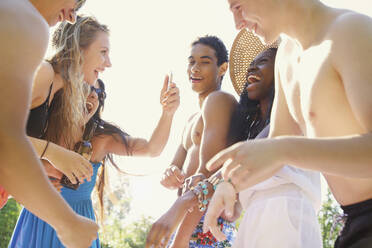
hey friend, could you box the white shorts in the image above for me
[233,184,322,248]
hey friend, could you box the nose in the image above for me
[233,11,247,30]
[105,55,112,68]
[191,63,200,73]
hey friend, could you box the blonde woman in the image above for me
[11,74,179,247]
[28,16,112,186]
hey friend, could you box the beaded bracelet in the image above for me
[190,179,212,212]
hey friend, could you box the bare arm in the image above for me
[197,92,237,176]
[269,13,372,178]
[172,92,237,244]
[0,4,97,247]
[268,40,302,138]
[106,76,179,157]
[28,62,92,183]
[29,137,93,183]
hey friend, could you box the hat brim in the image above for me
[229,29,278,96]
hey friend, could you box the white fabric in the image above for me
[233,184,322,248]
[233,125,322,247]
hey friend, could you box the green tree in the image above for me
[318,189,343,248]
[0,198,22,248]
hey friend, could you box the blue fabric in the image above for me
[8,162,102,248]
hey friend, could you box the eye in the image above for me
[101,50,107,55]
[201,61,210,64]
[234,5,241,12]
[257,59,268,65]
[188,60,195,65]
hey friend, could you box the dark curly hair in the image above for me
[83,79,131,221]
[228,48,277,144]
[192,35,228,80]
[192,35,228,66]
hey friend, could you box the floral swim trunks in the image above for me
[168,215,236,248]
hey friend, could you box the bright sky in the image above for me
[70,0,372,220]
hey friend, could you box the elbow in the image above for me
[148,149,162,157]
[146,144,163,157]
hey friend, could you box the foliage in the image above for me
[318,189,343,248]
[0,198,22,248]
[100,215,153,248]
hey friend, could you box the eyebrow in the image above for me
[188,55,213,60]
[250,56,270,66]
[230,1,238,11]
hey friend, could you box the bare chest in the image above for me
[279,41,346,135]
[183,113,204,150]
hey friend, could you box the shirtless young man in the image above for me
[0,1,98,247]
[146,36,237,247]
[203,0,372,247]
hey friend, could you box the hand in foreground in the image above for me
[146,194,192,248]
[160,165,185,190]
[206,139,283,192]
[55,215,98,248]
[203,182,237,241]
[47,147,93,184]
[160,75,180,115]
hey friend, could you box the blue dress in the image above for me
[8,162,102,248]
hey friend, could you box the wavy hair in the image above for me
[46,16,109,148]
[84,79,131,222]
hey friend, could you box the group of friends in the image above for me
[1,0,372,248]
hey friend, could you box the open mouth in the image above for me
[247,74,261,83]
[190,76,203,83]
[86,102,94,114]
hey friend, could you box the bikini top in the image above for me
[26,83,53,139]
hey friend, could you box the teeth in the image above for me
[86,102,93,112]
[248,75,261,82]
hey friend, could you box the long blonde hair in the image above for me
[46,16,109,148]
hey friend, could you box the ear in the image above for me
[218,62,228,78]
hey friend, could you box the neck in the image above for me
[259,97,271,121]
[281,0,333,50]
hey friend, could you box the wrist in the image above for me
[161,110,175,118]
[272,137,292,168]
[51,209,77,233]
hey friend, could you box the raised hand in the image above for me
[160,74,180,115]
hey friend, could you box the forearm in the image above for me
[0,133,76,230]
[277,133,372,178]
[29,137,66,163]
[146,112,175,156]
[173,210,204,245]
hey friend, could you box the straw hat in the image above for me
[229,29,279,96]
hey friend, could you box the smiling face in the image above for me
[82,31,112,86]
[245,48,276,100]
[228,0,280,44]
[187,43,226,95]
[85,84,100,124]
